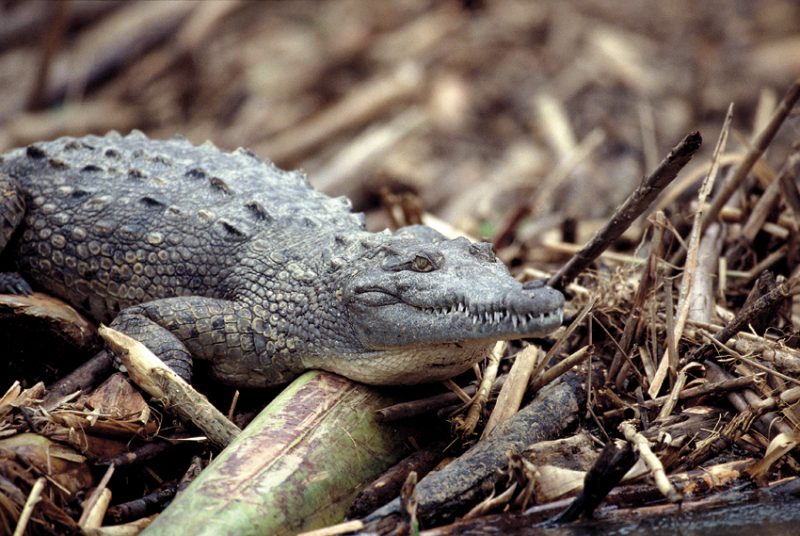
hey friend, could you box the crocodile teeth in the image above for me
[512,315,518,328]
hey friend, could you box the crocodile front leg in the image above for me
[111,296,303,387]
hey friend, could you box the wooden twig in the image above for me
[347,442,446,519]
[78,464,115,528]
[686,222,724,325]
[532,297,595,383]
[98,325,241,449]
[482,345,540,438]
[12,477,46,536]
[530,345,591,392]
[701,78,800,232]
[376,376,507,422]
[704,362,789,443]
[650,110,731,398]
[258,63,423,165]
[296,520,365,536]
[105,484,178,525]
[725,162,789,266]
[602,376,756,419]
[400,471,420,535]
[314,109,427,204]
[458,341,505,437]
[608,211,667,382]
[548,131,702,291]
[683,276,797,365]
[44,350,113,405]
[655,362,704,421]
[619,421,682,503]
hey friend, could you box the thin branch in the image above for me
[548,131,702,291]
[701,78,800,232]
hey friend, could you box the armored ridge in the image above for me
[0,131,564,387]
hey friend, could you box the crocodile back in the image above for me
[0,131,365,322]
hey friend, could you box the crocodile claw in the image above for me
[0,272,34,295]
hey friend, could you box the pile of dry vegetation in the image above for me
[2,1,800,534]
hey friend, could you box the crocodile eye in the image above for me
[412,255,434,272]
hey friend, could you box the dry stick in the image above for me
[731,337,800,377]
[458,341,506,437]
[727,160,791,242]
[781,386,800,405]
[619,421,683,503]
[663,276,677,383]
[738,245,789,284]
[661,220,723,394]
[609,211,667,383]
[701,78,800,234]
[543,240,647,266]
[259,62,423,164]
[686,222,724,326]
[78,464,115,527]
[655,362,704,421]
[226,389,240,422]
[652,153,743,215]
[737,382,796,440]
[726,162,787,266]
[81,489,112,529]
[481,345,539,439]
[682,276,798,366]
[547,131,702,292]
[531,297,596,382]
[377,376,510,422]
[706,335,800,387]
[315,108,427,198]
[379,381,484,421]
[602,376,756,419]
[700,363,785,448]
[778,154,800,221]
[530,345,591,392]
[98,325,241,449]
[443,378,472,404]
[297,520,366,536]
[12,477,46,536]
[649,108,733,398]
[464,484,519,521]
[44,350,114,404]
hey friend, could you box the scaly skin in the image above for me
[0,132,564,387]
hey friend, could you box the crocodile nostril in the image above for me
[468,241,496,263]
[523,279,546,290]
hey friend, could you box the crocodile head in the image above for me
[314,225,564,385]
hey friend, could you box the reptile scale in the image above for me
[0,131,564,387]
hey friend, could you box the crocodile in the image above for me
[0,132,564,387]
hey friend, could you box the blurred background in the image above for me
[1,0,799,246]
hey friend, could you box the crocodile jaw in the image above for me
[304,341,495,385]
